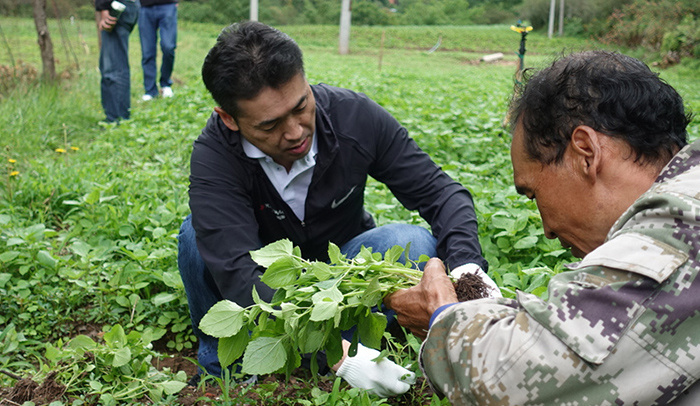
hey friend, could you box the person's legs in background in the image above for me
[99,0,138,122]
[138,5,158,99]
[157,3,177,96]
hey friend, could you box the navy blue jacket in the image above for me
[189,84,486,307]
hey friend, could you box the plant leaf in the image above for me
[36,250,57,269]
[0,251,19,263]
[327,242,342,264]
[358,312,387,350]
[514,236,539,250]
[242,336,287,375]
[152,292,178,306]
[311,287,343,303]
[68,335,97,351]
[384,245,404,264]
[199,300,246,338]
[360,276,383,308]
[310,300,338,322]
[299,324,324,354]
[260,257,302,289]
[324,329,343,368]
[218,329,249,369]
[250,239,293,267]
[112,347,131,367]
[159,380,188,395]
[103,324,127,348]
[309,262,332,281]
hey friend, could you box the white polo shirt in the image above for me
[242,135,318,221]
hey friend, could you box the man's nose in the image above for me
[282,117,303,141]
[542,221,557,240]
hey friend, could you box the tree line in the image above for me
[2,0,699,60]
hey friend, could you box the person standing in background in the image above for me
[96,0,139,123]
[138,0,177,101]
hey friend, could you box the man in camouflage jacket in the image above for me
[385,51,699,405]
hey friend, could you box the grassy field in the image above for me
[1,17,700,405]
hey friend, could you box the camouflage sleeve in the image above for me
[420,142,700,405]
[421,266,699,405]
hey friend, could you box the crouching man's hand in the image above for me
[335,343,416,398]
[384,258,458,340]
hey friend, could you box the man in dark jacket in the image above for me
[178,21,496,396]
[138,0,177,100]
[95,0,139,122]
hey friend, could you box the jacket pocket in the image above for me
[519,232,688,364]
[568,232,688,283]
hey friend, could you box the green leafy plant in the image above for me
[41,324,187,405]
[199,239,428,378]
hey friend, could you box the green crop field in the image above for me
[1,17,699,405]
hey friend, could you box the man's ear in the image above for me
[569,125,602,181]
[214,107,239,132]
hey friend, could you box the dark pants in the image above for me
[99,0,139,122]
[138,3,177,97]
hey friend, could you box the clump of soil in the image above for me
[3,371,65,405]
[453,272,492,301]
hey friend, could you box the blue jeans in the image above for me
[138,3,177,97]
[99,0,139,122]
[177,215,437,377]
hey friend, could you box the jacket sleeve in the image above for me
[359,96,486,270]
[95,0,112,11]
[188,115,275,308]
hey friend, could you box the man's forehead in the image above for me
[235,75,309,122]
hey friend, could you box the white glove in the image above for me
[451,263,503,298]
[336,343,416,398]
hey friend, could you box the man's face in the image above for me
[218,73,316,171]
[510,122,608,258]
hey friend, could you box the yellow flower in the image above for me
[10,171,19,177]
[71,146,80,151]
[55,148,66,153]
[8,159,16,163]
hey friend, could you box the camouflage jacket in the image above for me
[420,139,700,405]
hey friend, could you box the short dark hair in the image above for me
[509,51,691,167]
[201,21,305,118]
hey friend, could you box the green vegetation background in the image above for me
[1,17,699,404]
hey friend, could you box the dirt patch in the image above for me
[176,369,436,406]
[2,371,65,405]
[454,272,493,301]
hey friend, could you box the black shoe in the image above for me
[187,372,201,387]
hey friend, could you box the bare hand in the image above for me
[99,10,118,31]
[384,258,458,340]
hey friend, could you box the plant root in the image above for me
[453,272,492,302]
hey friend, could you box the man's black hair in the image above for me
[509,50,692,167]
[201,21,305,118]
